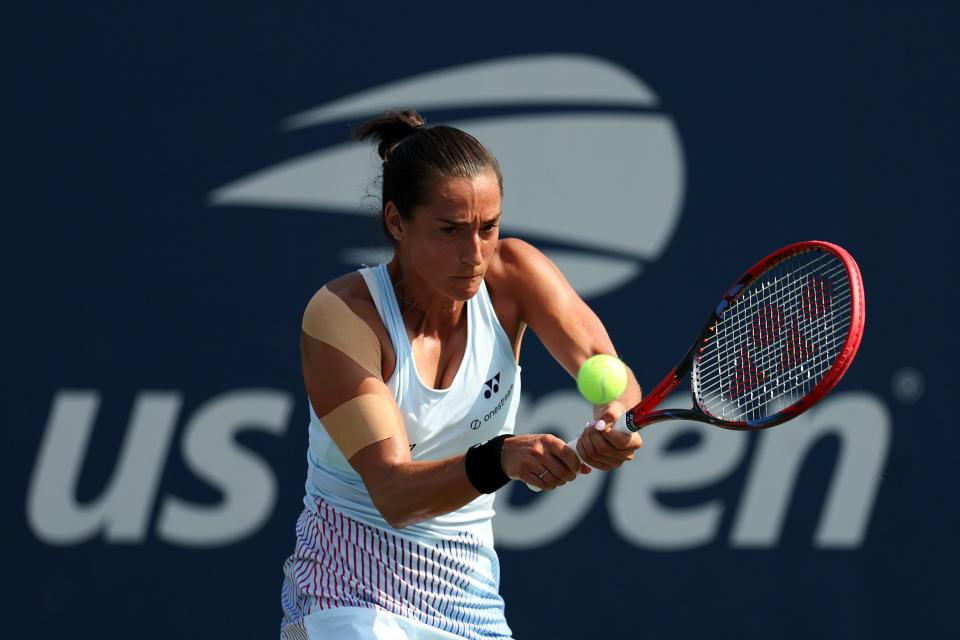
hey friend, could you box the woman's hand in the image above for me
[575,400,643,471]
[500,434,592,491]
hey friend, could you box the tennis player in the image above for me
[280,110,642,639]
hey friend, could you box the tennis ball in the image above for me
[577,354,628,404]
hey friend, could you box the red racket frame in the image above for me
[623,240,866,432]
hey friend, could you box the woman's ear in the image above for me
[384,201,404,240]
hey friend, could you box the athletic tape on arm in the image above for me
[302,286,382,378]
[303,287,398,458]
[320,393,400,460]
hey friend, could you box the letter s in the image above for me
[156,390,292,547]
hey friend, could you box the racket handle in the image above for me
[525,413,629,492]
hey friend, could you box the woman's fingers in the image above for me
[537,441,580,485]
[577,422,643,470]
[577,428,621,469]
[503,434,584,489]
[506,427,637,490]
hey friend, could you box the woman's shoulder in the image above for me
[492,236,534,263]
[325,271,374,305]
[304,271,386,336]
[486,238,565,335]
[488,238,560,290]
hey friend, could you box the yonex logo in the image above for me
[483,373,501,399]
[727,275,834,400]
[467,379,515,431]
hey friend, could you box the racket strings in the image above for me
[694,293,852,383]
[693,263,850,382]
[711,268,844,415]
[712,257,849,419]
[693,250,853,423]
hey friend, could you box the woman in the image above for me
[280,110,642,639]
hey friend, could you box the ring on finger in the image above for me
[536,469,549,480]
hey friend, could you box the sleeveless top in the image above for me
[302,263,522,544]
[281,265,521,638]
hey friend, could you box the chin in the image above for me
[449,276,483,300]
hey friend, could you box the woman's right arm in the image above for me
[302,330,584,528]
[301,285,585,528]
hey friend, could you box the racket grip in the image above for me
[525,413,629,492]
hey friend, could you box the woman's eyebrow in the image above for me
[436,213,502,226]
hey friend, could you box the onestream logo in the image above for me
[26,55,889,550]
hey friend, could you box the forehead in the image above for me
[421,172,501,219]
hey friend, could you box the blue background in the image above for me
[5,2,958,638]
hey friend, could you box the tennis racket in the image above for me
[528,240,865,491]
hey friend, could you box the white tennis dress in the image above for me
[281,264,521,639]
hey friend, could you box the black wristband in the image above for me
[464,434,513,494]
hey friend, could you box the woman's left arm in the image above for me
[487,238,643,470]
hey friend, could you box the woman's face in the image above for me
[388,171,502,303]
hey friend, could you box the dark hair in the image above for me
[352,110,503,242]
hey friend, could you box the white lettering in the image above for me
[27,390,180,544]
[156,390,291,547]
[496,391,889,551]
[731,392,890,548]
[608,418,747,550]
[27,388,887,550]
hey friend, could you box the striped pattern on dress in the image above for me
[281,499,512,639]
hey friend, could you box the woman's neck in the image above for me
[388,261,465,335]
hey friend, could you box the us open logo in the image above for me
[208,53,687,299]
[26,56,891,553]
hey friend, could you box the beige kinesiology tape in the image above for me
[302,286,382,377]
[320,394,400,459]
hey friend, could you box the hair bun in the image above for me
[350,108,502,244]
[352,110,427,160]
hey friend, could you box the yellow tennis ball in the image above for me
[577,354,628,404]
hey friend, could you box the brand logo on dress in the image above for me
[483,373,501,399]
[468,380,515,430]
